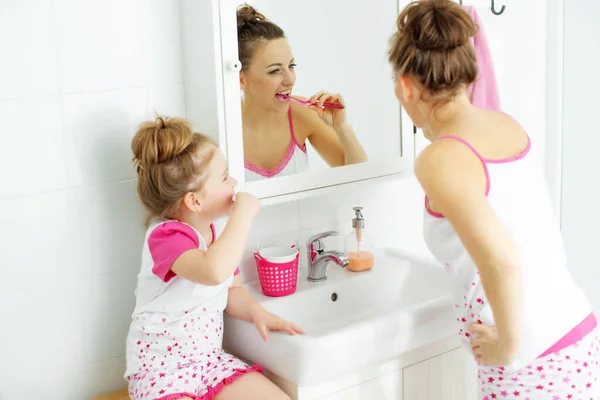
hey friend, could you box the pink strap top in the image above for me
[422,134,593,370]
[244,107,308,180]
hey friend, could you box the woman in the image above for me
[236,4,368,181]
[390,0,599,398]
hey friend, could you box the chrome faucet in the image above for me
[306,231,349,282]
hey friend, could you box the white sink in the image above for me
[223,248,454,386]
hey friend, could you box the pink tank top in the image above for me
[244,107,308,181]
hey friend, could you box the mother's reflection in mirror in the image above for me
[236,4,368,181]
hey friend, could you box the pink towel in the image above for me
[463,6,501,112]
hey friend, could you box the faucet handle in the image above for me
[306,230,338,252]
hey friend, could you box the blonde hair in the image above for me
[131,116,216,224]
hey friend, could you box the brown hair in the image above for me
[236,4,285,71]
[131,116,216,224]
[388,0,478,103]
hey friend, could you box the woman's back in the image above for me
[444,109,529,161]
[423,111,592,370]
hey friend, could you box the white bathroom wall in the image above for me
[239,177,432,283]
[0,1,185,398]
[561,0,600,313]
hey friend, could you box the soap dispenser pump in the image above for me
[344,206,375,272]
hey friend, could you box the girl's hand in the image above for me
[251,305,304,341]
[469,323,517,366]
[307,91,347,129]
[232,192,260,219]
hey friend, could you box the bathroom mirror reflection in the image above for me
[235,0,403,183]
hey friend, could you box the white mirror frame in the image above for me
[210,0,415,205]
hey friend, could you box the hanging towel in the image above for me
[463,5,501,111]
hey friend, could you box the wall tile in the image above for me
[62,88,148,187]
[82,268,138,363]
[68,180,146,275]
[0,0,59,100]
[144,0,184,85]
[55,0,147,93]
[0,190,75,280]
[0,97,67,198]
[0,275,87,382]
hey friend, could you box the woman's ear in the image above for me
[239,71,247,91]
[182,192,203,214]
[396,75,414,103]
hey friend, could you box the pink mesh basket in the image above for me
[254,250,299,297]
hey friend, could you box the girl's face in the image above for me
[240,38,296,113]
[187,148,238,219]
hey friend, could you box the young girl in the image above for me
[125,116,302,400]
[389,0,599,398]
[236,4,368,181]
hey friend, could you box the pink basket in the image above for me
[254,251,299,297]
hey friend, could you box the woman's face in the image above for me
[240,38,296,113]
[197,148,238,218]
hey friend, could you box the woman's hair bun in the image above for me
[403,0,476,52]
[236,4,267,29]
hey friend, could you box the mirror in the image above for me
[235,0,404,183]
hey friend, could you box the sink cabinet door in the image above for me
[317,370,404,400]
[402,347,478,400]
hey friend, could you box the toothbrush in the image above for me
[279,94,345,109]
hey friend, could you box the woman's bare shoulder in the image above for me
[289,100,320,141]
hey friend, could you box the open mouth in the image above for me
[275,90,291,102]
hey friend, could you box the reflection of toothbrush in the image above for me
[277,94,345,109]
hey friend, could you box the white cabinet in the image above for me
[402,348,478,400]
[318,370,403,400]
[288,346,478,400]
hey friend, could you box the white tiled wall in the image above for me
[0,1,432,399]
[0,1,185,398]
[238,178,432,283]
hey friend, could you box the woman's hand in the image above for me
[469,323,518,366]
[251,305,304,341]
[307,91,348,129]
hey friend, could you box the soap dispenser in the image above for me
[344,206,375,272]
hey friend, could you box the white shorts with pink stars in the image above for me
[478,327,600,400]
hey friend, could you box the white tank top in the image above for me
[423,135,592,371]
[244,107,308,181]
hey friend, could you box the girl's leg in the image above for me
[215,371,290,400]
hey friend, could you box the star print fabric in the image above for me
[478,326,600,400]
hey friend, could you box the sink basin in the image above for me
[223,248,455,386]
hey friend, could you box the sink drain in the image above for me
[331,293,338,302]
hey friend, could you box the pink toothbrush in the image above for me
[278,94,345,109]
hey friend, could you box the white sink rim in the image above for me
[223,248,455,386]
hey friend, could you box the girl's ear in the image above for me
[182,192,203,214]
